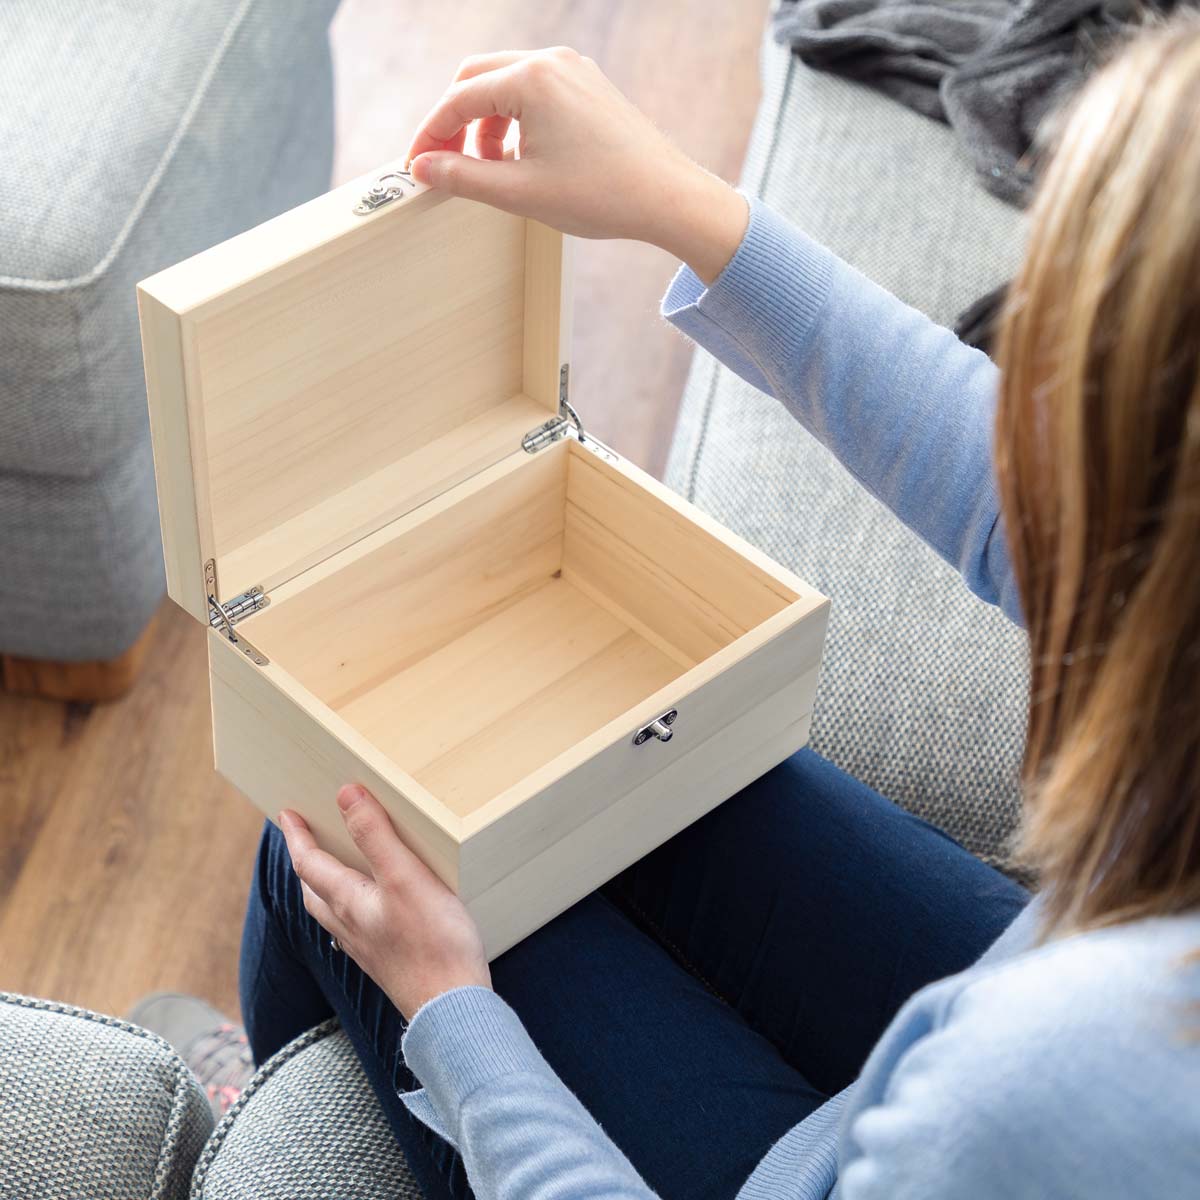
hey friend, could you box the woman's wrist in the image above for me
[652,167,749,286]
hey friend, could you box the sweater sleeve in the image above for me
[662,198,1023,627]
[399,987,659,1200]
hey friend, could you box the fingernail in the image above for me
[409,155,430,185]
[278,810,292,830]
[337,785,364,812]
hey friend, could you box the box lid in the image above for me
[138,161,571,624]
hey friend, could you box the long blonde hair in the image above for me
[994,14,1200,934]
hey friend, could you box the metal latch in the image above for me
[353,169,415,215]
[634,708,678,746]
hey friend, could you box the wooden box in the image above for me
[137,164,829,957]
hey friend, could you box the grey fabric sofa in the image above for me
[0,0,338,676]
[0,30,1028,1200]
[0,993,213,1200]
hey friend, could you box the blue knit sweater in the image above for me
[398,201,1200,1198]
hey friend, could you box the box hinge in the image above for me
[204,560,270,665]
[522,364,617,462]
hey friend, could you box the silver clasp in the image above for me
[353,169,415,215]
[634,709,678,746]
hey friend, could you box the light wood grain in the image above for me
[0,603,261,1020]
[139,184,566,608]
[239,438,821,832]
[523,222,573,408]
[457,601,829,890]
[137,288,211,623]
[209,632,463,887]
[243,443,567,709]
[217,427,827,960]
[218,393,550,599]
[473,700,816,959]
[342,577,682,815]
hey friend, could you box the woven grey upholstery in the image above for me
[667,39,1030,866]
[0,992,213,1200]
[192,1021,420,1199]
[0,0,338,661]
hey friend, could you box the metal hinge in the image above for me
[352,169,415,215]
[521,364,617,462]
[204,560,270,665]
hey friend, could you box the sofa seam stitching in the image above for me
[188,1017,340,1195]
[682,46,796,503]
[0,0,258,294]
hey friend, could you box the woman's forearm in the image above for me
[400,988,659,1200]
[662,199,1023,627]
[402,50,1017,621]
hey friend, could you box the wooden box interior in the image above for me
[240,437,800,819]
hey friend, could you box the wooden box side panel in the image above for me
[139,171,570,608]
[523,221,572,409]
[468,682,816,959]
[137,287,210,623]
[563,446,801,665]
[458,598,829,899]
[208,632,463,889]
[242,444,568,712]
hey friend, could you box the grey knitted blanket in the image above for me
[773,0,1154,205]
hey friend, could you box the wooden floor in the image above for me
[0,0,767,1022]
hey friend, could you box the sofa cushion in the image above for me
[666,41,1030,867]
[0,992,213,1200]
[0,0,338,479]
[0,0,338,661]
[191,1020,420,1200]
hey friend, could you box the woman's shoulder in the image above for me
[938,912,1200,1083]
[836,913,1200,1198]
[959,908,1200,1022]
[910,911,1200,1129]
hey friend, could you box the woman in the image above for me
[242,18,1200,1200]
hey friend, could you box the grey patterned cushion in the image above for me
[666,41,1030,866]
[0,0,337,660]
[0,992,213,1200]
[192,1021,420,1199]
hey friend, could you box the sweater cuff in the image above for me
[661,196,834,366]
[400,987,550,1138]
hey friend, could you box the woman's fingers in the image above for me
[333,785,428,889]
[453,49,534,82]
[409,151,526,208]
[474,114,512,160]
[299,880,344,940]
[405,61,529,163]
[279,809,369,905]
[454,50,534,158]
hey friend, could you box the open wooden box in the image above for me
[138,164,829,957]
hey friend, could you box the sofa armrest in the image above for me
[0,992,213,1200]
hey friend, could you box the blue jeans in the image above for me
[240,749,1026,1200]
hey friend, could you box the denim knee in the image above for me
[252,818,306,931]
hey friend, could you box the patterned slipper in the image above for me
[127,991,254,1120]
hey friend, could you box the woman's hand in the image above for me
[279,787,491,1021]
[405,47,748,285]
